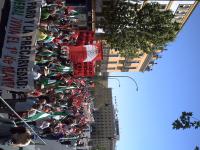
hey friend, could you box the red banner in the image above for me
[73,62,95,77]
[69,42,102,63]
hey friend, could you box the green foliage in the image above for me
[194,146,200,150]
[172,112,200,130]
[100,1,180,57]
[173,112,200,150]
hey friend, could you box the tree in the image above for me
[172,112,200,150]
[194,146,199,150]
[100,1,180,57]
[172,112,200,130]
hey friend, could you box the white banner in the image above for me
[0,0,42,92]
[83,45,98,62]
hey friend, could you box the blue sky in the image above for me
[109,4,200,150]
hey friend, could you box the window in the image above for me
[119,60,125,64]
[108,61,118,64]
[124,66,137,70]
[175,15,184,19]
[107,67,115,70]
[174,15,184,22]
[125,60,140,64]
[117,66,123,70]
[176,10,186,15]
[179,4,190,9]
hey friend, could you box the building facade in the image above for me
[90,80,119,150]
[94,0,199,72]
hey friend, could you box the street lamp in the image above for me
[98,75,139,91]
[108,78,121,87]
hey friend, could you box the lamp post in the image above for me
[98,75,139,91]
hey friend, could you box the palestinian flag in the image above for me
[23,111,69,122]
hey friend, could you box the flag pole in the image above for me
[0,96,46,145]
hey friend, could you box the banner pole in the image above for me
[0,96,46,145]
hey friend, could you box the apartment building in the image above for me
[90,80,119,150]
[94,0,199,72]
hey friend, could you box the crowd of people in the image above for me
[0,0,95,148]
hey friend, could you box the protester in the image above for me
[0,117,32,147]
[1,0,95,147]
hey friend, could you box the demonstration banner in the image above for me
[69,42,102,63]
[0,0,42,92]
